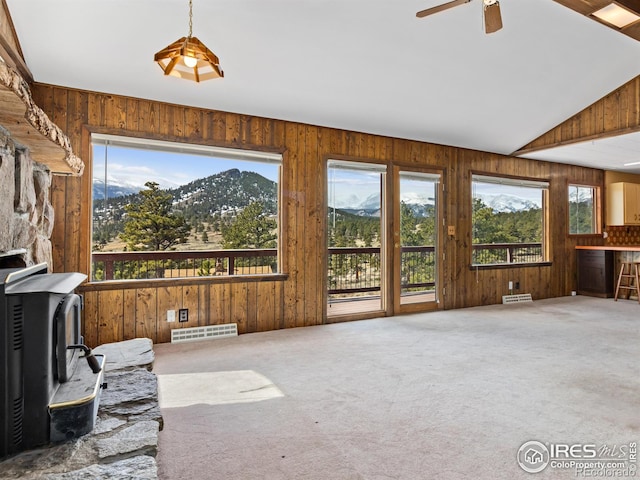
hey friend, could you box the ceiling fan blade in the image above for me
[416,0,471,18]
[483,0,503,33]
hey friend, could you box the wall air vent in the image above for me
[171,323,238,343]
[502,293,533,304]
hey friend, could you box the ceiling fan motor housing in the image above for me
[483,0,503,34]
[416,0,503,34]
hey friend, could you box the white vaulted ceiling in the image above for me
[5,0,640,170]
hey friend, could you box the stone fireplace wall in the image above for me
[0,124,54,269]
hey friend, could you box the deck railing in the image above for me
[400,245,437,293]
[327,246,438,297]
[327,243,543,297]
[91,249,277,281]
[91,243,543,290]
[328,247,382,295]
[471,242,543,265]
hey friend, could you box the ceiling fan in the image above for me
[416,0,503,34]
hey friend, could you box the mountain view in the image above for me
[93,166,551,254]
[480,194,539,213]
[91,167,590,283]
[331,191,537,217]
[92,178,140,200]
[92,169,277,251]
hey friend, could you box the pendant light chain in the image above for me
[188,0,193,38]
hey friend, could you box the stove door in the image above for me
[54,294,82,383]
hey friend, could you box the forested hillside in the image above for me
[93,170,593,253]
[92,169,277,250]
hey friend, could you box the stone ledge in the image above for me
[0,60,83,175]
[0,338,161,480]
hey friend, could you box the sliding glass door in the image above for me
[327,160,386,316]
[326,162,441,317]
[395,168,441,312]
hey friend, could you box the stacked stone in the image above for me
[0,338,162,480]
[0,125,54,267]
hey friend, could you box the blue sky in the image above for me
[92,144,279,189]
[94,143,542,208]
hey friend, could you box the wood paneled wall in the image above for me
[518,76,640,153]
[31,84,604,347]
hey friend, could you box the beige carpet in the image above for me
[154,296,640,479]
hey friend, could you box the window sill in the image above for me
[469,262,552,271]
[568,233,603,238]
[80,273,289,291]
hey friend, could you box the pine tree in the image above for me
[400,201,422,246]
[221,202,277,248]
[472,198,501,244]
[120,181,190,251]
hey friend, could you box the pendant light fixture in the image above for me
[154,0,223,82]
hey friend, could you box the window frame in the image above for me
[89,133,284,284]
[567,183,601,237]
[470,172,550,268]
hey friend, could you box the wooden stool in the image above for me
[614,262,640,302]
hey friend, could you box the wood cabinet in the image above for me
[576,249,614,297]
[606,182,640,225]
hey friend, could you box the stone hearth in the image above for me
[0,338,162,480]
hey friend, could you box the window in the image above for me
[568,184,599,235]
[91,134,282,282]
[471,174,548,265]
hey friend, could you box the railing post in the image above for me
[228,253,235,275]
[105,259,114,281]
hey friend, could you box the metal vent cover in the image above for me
[12,396,23,446]
[502,293,533,304]
[171,323,238,343]
[12,304,23,350]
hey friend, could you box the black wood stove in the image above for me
[0,262,105,459]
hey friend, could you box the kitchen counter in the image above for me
[575,246,640,297]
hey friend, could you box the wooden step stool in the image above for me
[614,262,640,302]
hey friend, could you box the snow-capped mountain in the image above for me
[333,194,361,209]
[331,191,436,211]
[478,194,540,213]
[401,192,436,207]
[329,191,537,217]
[329,191,437,218]
[357,193,381,210]
[92,178,141,200]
